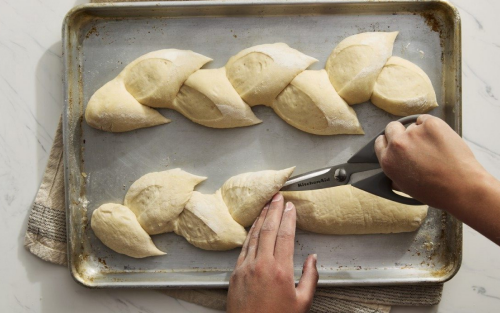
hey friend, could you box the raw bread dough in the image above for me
[85,79,170,132]
[174,191,247,250]
[225,43,318,106]
[124,169,206,235]
[273,70,364,135]
[121,49,212,108]
[221,167,295,227]
[325,32,398,105]
[173,68,262,128]
[282,185,428,235]
[371,56,438,116]
[91,203,165,258]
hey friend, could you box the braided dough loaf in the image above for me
[91,167,429,258]
[85,33,440,134]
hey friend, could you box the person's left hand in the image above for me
[227,193,319,313]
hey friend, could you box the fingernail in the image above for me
[272,193,283,202]
[263,204,269,210]
[312,254,317,263]
[285,202,293,212]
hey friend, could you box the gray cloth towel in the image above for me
[24,118,443,312]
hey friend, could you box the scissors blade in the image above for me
[280,166,341,192]
[281,163,381,192]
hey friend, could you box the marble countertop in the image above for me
[1,0,500,312]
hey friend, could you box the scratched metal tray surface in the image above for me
[63,0,462,288]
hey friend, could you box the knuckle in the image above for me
[390,136,406,150]
[274,268,286,282]
[252,260,273,277]
[251,264,262,276]
[274,267,291,283]
[424,117,440,131]
[229,273,237,284]
[387,121,400,129]
[230,268,244,282]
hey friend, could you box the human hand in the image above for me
[227,194,318,313]
[374,114,488,211]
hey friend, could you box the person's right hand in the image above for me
[374,114,488,212]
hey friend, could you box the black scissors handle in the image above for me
[349,115,423,206]
[348,115,422,163]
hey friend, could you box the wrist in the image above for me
[444,166,498,215]
[444,166,500,245]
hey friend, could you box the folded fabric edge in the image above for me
[24,231,68,266]
[315,284,443,306]
[311,296,391,313]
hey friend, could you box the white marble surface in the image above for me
[1,0,500,312]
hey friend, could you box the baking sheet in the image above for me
[63,0,462,288]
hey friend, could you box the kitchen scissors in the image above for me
[280,115,423,206]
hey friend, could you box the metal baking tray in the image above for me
[63,0,462,288]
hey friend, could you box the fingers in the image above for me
[256,193,285,258]
[296,254,319,307]
[236,216,258,267]
[245,204,269,261]
[274,202,297,266]
[385,121,406,142]
[374,135,388,163]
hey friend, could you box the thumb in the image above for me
[296,254,319,306]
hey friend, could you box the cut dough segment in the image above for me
[225,43,318,106]
[174,191,247,251]
[124,169,206,235]
[91,203,165,258]
[273,70,364,135]
[221,167,295,227]
[121,49,212,108]
[85,79,170,132]
[326,32,398,105]
[371,56,438,116]
[282,185,428,235]
[173,68,262,128]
